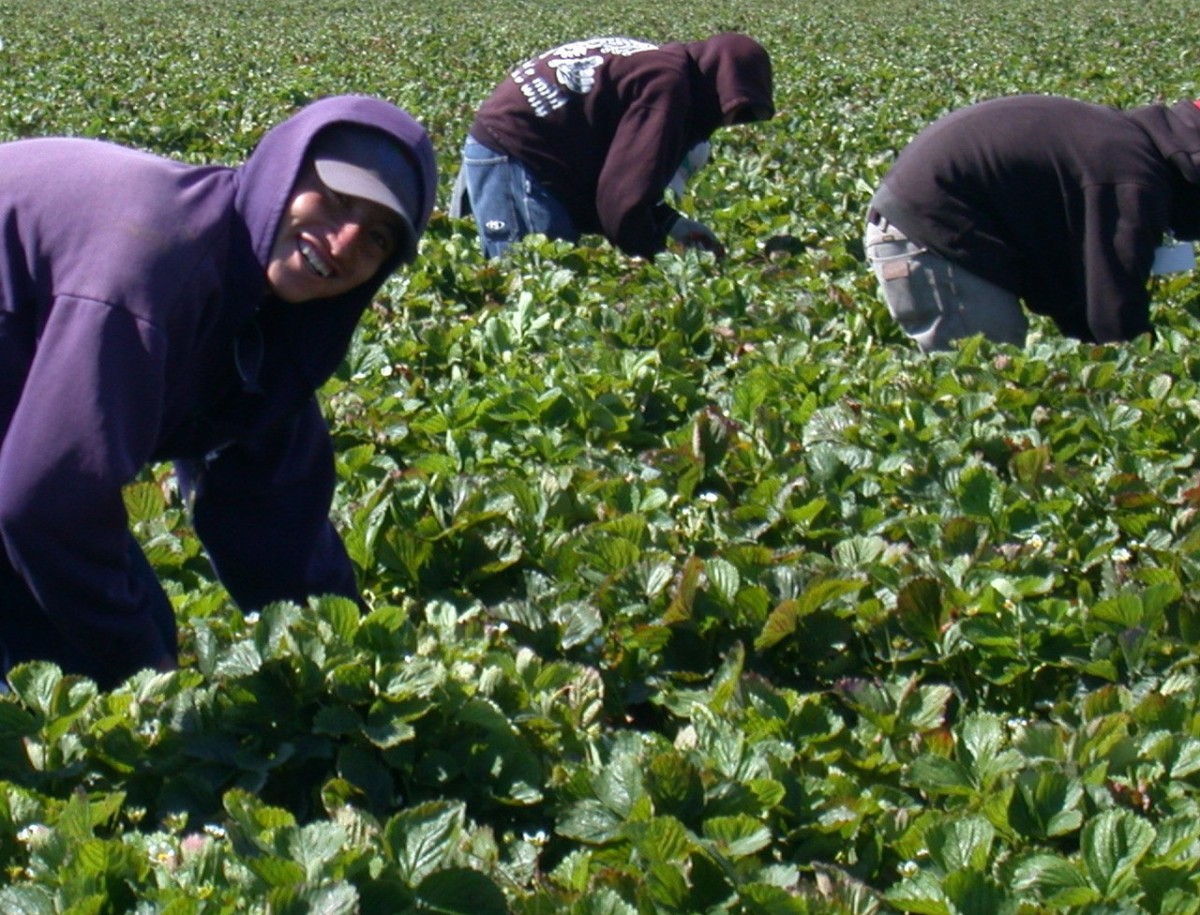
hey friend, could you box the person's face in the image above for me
[267,163,402,303]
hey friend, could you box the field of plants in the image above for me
[4,0,1200,911]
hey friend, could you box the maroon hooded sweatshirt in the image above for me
[468,33,774,256]
[871,95,1200,342]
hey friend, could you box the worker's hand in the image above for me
[667,216,726,258]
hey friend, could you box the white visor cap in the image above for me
[311,126,423,264]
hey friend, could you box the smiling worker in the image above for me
[0,95,436,688]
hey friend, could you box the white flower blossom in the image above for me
[522,830,549,846]
[16,824,48,844]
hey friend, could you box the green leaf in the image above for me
[363,702,417,749]
[664,555,703,623]
[942,870,1014,915]
[738,882,812,914]
[1153,814,1200,860]
[76,837,115,876]
[886,870,952,914]
[122,480,166,524]
[636,815,694,864]
[692,406,736,467]
[312,704,361,736]
[246,855,307,887]
[311,883,361,915]
[755,577,863,650]
[0,701,38,742]
[337,442,376,474]
[593,749,645,816]
[1168,737,1200,779]
[556,798,625,844]
[942,516,981,555]
[415,868,508,915]
[1092,593,1150,630]
[899,682,954,733]
[702,814,773,859]
[646,858,691,909]
[833,534,887,567]
[385,801,465,885]
[1010,442,1052,488]
[960,713,1023,790]
[959,465,999,519]
[1011,853,1097,907]
[909,755,975,796]
[286,822,348,881]
[641,561,674,599]
[212,639,263,679]
[706,556,741,605]
[8,662,63,715]
[578,887,638,915]
[896,577,945,643]
[554,601,602,650]
[646,754,705,822]
[746,778,787,813]
[1081,808,1156,896]
[318,595,363,643]
[338,744,395,811]
[224,790,297,847]
[1010,769,1084,840]
[925,816,994,872]
[267,882,359,915]
[0,886,55,915]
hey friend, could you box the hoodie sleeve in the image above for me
[596,78,692,257]
[1080,182,1167,342]
[0,297,176,682]
[176,396,360,611]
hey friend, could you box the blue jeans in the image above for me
[456,136,578,258]
[864,214,1027,352]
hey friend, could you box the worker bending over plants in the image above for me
[865,95,1200,351]
[0,95,436,688]
[452,33,774,259]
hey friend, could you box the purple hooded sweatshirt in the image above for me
[0,95,436,688]
[468,33,774,256]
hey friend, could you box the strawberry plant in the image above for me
[3,0,1200,910]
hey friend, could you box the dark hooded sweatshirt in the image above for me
[871,95,1200,343]
[468,33,774,257]
[0,95,436,687]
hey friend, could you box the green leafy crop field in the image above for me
[3,0,1200,911]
